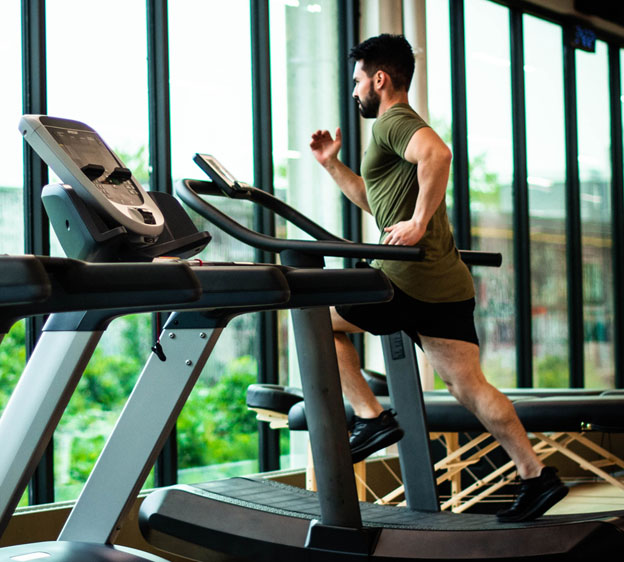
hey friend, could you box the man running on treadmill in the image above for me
[309,33,567,523]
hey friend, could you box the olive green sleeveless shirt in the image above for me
[361,103,474,303]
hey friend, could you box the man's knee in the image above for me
[453,381,516,427]
[445,379,479,410]
[444,374,494,412]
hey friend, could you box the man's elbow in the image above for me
[440,144,453,167]
[424,144,452,173]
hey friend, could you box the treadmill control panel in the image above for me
[20,115,164,237]
[193,153,250,197]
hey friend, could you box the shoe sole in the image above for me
[497,483,569,523]
[351,427,404,464]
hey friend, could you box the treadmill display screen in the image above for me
[47,125,144,206]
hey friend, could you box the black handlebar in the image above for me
[179,180,424,262]
[179,178,502,268]
[0,255,51,305]
[0,257,202,334]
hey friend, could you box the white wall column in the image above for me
[403,0,429,122]
[361,0,435,390]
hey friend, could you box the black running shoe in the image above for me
[496,467,568,523]
[349,409,404,464]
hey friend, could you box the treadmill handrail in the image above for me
[179,179,502,267]
[0,258,203,333]
[0,255,51,305]
[184,177,346,242]
[179,179,425,262]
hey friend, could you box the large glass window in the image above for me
[0,0,24,255]
[270,0,342,467]
[46,2,149,180]
[270,0,342,241]
[523,15,568,387]
[0,0,27,506]
[426,0,453,213]
[576,40,614,388]
[46,0,152,500]
[169,0,260,482]
[465,0,515,387]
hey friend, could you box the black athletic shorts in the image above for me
[335,281,479,349]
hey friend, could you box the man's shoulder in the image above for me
[380,103,422,121]
[372,104,429,154]
[374,104,427,133]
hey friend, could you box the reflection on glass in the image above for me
[169,0,260,482]
[465,0,515,387]
[45,0,153,500]
[576,41,614,388]
[270,0,341,468]
[524,15,569,387]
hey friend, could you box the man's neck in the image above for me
[377,91,410,118]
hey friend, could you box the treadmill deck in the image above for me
[192,476,624,531]
[140,476,624,561]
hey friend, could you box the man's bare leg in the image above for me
[419,334,543,480]
[421,335,568,521]
[330,307,383,418]
[330,307,403,463]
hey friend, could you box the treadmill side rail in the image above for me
[59,327,224,544]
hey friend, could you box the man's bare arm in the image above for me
[310,127,372,214]
[383,127,452,246]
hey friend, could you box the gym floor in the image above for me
[548,478,624,515]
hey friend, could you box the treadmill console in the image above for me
[193,153,249,197]
[20,115,164,237]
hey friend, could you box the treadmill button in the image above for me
[136,208,156,224]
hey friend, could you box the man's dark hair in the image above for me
[349,34,414,91]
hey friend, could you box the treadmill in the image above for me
[0,117,288,561]
[0,255,207,562]
[0,116,403,560]
[135,157,624,561]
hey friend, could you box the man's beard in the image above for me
[357,84,381,118]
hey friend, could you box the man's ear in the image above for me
[375,70,390,91]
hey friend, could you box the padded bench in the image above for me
[247,378,624,512]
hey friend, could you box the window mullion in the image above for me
[22,0,54,506]
[147,0,177,487]
[563,31,584,388]
[509,9,533,387]
[449,0,471,248]
[609,44,624,388]
[251,0,279,473]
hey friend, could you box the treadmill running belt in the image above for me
[193,477,624,531]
